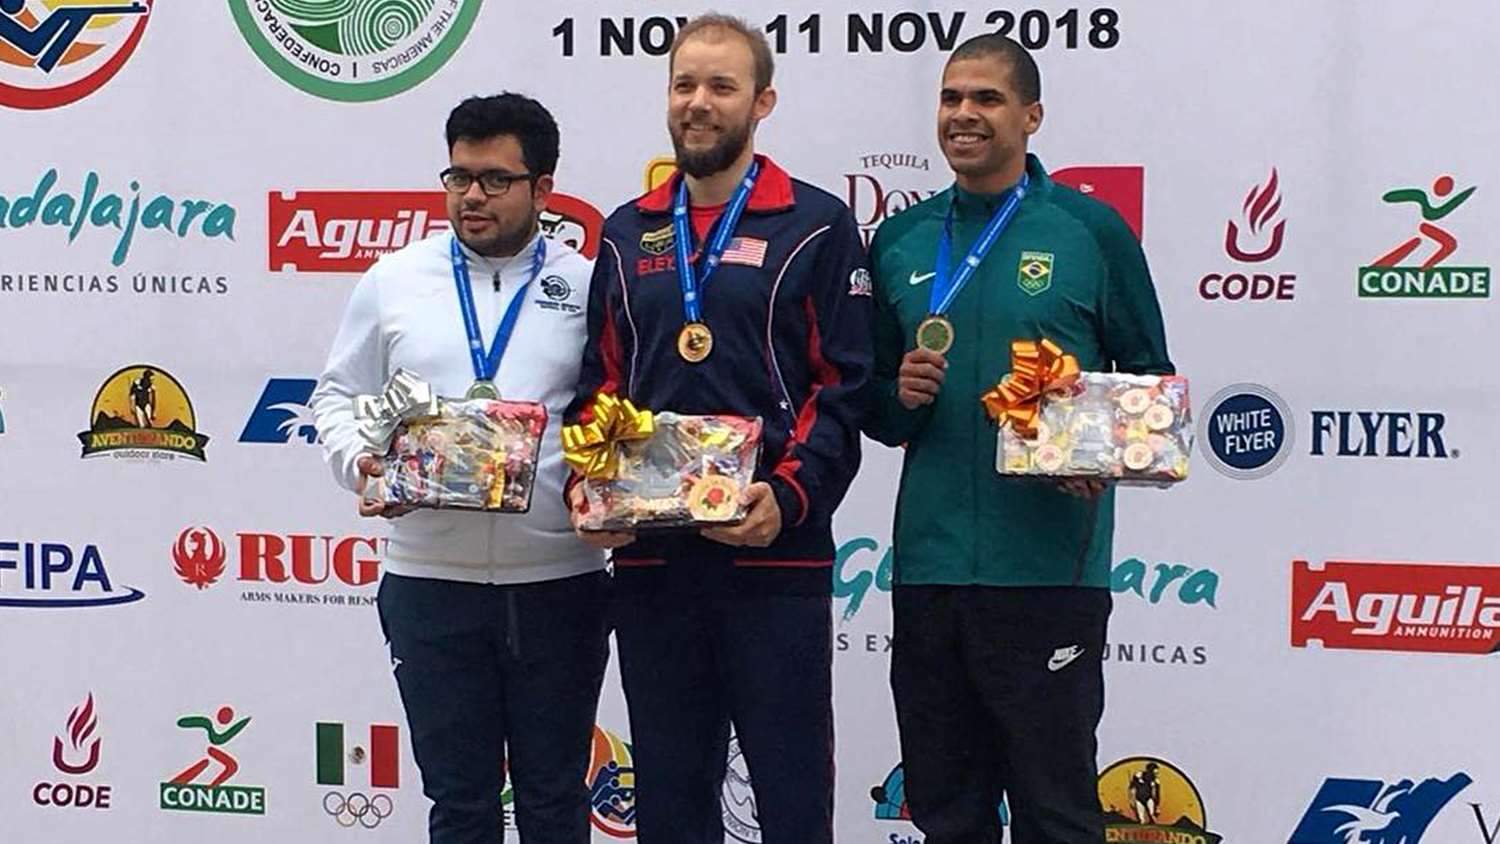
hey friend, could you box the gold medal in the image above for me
[687,475,741,522]
[915,315,954,355]
[677,322,714,363]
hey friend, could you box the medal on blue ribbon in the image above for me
[450,234,546,399]
[672,160,760,363]
[918,172,1030,355]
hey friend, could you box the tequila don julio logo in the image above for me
[77,365,209,461]
[228,0,484,102]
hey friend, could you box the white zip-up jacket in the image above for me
[311,230,604,584]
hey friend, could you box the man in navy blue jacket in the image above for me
[565,13,872,844]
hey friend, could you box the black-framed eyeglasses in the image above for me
[440,167,534,196]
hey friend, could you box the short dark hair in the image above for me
[670,13,775,93]
[948,34,1040,104]
[445,93,560,176]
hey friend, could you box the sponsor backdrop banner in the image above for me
[2,1,1497,842]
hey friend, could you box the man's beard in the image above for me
[670,116,752,179]
[454,211,536,257]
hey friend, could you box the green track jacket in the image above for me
[864,153,1173,588]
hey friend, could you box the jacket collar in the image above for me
[637,153,795,215]
[951,152,1051,216]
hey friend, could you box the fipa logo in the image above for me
[269,190,603,272]
[0,540,145,608]
[1292,559,1500,655]
[0,0,152,110]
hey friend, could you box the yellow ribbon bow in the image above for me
[561,394,656,479]
[981,338,1081,440]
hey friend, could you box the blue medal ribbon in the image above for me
[931,172,1030,316]
[450,234,546,385]
[672,159,761,324]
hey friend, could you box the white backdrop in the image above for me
[3,2,1499,842]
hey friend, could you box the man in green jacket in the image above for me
[864,34,1173,844]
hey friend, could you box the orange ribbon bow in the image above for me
[981,339,1081,440]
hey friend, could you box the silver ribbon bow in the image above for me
[354,368,441,451]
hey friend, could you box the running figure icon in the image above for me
[1371,175,1477,270]
[169,706,251,788]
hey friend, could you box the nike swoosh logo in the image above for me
[909,271,936,286]
[1048,646,1084,672]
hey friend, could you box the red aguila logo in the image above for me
[1292,559,1500,655]
[269,191,604,273]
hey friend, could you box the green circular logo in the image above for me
[228,0,483,102]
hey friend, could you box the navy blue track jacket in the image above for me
[566,155,873,591]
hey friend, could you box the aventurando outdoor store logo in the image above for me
[228,0,483,102]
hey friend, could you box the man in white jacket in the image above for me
[312,94,608,844]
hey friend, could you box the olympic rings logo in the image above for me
[323,791,394,828]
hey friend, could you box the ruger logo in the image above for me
[269,191,603,273]
[1292,559,1500,654]
[173,526,382,594]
